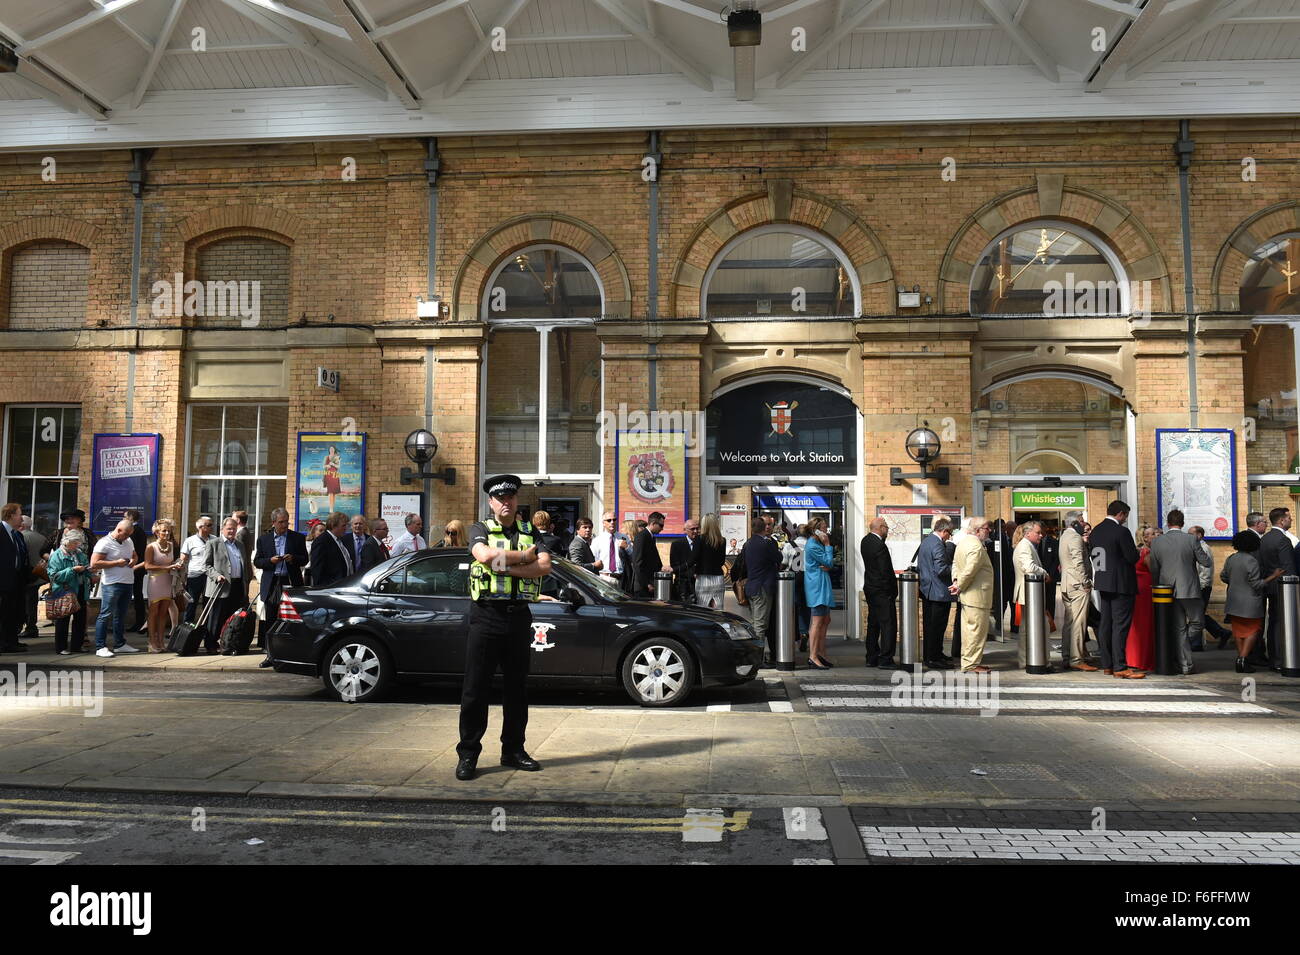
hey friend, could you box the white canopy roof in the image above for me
[1,0,1298,149]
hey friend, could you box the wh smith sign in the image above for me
[755,494,829,509]
[1012,488,1087,509]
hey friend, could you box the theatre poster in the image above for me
[615,431,688,536]
[1155,429,1236,541]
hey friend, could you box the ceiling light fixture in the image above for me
[723,6,761,47]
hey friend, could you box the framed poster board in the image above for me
[295,432,366,532]
[379,491,423,549]
[720,503,748,556]
[877,505,965,574]
[89,433,161,535]
[614,431,689,536]
[1155,429,1236,541]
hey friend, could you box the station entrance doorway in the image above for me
[704,375,863,641]
[973,474,1132,628]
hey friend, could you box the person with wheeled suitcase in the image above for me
[167,594,217,656]
[203,517,248,656]
[218,606,257,655]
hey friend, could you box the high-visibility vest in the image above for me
[468,519,541,602]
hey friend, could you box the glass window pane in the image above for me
[7,478,32,517]
[487,248,602,320]
[223,405,259,476]
[260,405,289,476]
[7,407,34,476]
[705,231,853,318]
[188,478,222,533]
[61,407,81,476]
[485,329,541,473]
[405,555,470,597]
[971,226,1122,316]
[375,568,405,594]
[1241,234,1300,316]
[31,407,61,476]
[546,327,600,474]
[253,479,286,534]
[32,480,63,539]
[189,406,225,475]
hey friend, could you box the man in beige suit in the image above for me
[949,517,994,672]
[1012,521,1052,669]
[1058,510,1099,671]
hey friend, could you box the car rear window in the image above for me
[403,555,471,597]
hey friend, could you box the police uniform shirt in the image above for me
[468,519,552,599]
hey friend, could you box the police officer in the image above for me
[456,474,553,781]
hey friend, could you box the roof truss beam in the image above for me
[588,0,714,90]
[324,0,421,107]
[88,0,155,52]
[977,0,1059,82]
[440,0,533,98]
[236,0,350,39]
[219,0,389,99]
[1086,0,1170,90]
[371,0,469,40]
[131,0,187,109]
[774,0,889,88]
[15,0,148,54]
[1073,0,1143,17]
[1126,0,1260,78]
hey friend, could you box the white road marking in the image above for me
[805,698,1270,714]
[0,848,80,864]
[783,807,828,840]
[793,858,835,864]
[0,818,132,845]
[859,826,1300,863]
[768,700,794,712]
[682,808,725,843]
[706,703,732,712]
[800,684,1225,696]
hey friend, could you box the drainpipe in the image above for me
[424,137,440,529]
[1175,120,1198,428]
[124,148,150,432]
[646,130,662,412]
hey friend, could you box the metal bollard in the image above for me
[898,570,919,667]
[654,571,673,602]
[1152,584,1178,675]
[1281,575,1300,678]
[776,571,796,671]
[1024,571,1050,674]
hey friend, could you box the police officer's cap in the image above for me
[482,474,522,498]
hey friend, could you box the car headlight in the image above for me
[719,621,755,642]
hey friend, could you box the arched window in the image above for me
[702,226,858,319]
[970,221,1128,317]
[193,234,290,325]
[1240,233,1300,315]
[482,245,601,477]
[4,240,90,329]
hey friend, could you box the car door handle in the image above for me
[371,608,400,617]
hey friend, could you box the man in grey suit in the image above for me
[1147,509,1212,675]
[1058,510,1098,671]
[1258,506,1294,668]
[204,517,249,655]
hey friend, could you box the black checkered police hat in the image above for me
[482,474,522,498]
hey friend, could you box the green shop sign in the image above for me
[1012,488,1087,509]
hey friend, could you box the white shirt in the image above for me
[390,531,426,556]
[589,532,626,575]
[182,533,212,577]
[93,535,136,586]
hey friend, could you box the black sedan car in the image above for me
[267,548,765,707]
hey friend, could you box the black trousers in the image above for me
[1097,591,1135,671]
[458,601,532,760]
[132,567,147,628]
[921,598,952,661]
[23,583,40,634]
[951,603,962,660]
[0,588,23,649]
[865,589,897,663]
[54,604,89,652]
[184,575,206,622]
[258,575,287,650]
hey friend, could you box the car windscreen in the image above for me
[555,558,627,602]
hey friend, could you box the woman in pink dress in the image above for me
[1126,525,1161,673]
[322,446,342,512]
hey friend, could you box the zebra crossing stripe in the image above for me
[768,701,794,712]
[804,697,1269,714]
[783,808,828,840]
[706,703,732,712]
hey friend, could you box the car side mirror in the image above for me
[559,585,584,608]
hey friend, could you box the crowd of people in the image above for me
[3,495,1289,678]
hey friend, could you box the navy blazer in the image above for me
[342,532,386,576]
[917,532,954,602]
[860,532,897,598]
[254,529,308,602]
[0,524,25,594]
[1258,527,1296,597]
[309,532,353,588]
[1088,517,1139,595]
[741,535,781,597]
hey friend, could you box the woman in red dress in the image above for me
[322,445,342,512]
[1126,525,1161,672]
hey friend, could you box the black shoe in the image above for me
[865,657,879,667]
[925,659,954,670]
[806,659,827,670]
[258,658,273,668]
[1235,658,1253,673]
[19,630,38,640]
[877,660,902,670]
[501,751,541,772]
[818,657,834,668]
[8,642,28,652]
[455,756,478,781]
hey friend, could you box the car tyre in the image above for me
[621,636,696,707]
[322,634,393,703]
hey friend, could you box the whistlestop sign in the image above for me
[1012,488,1087,510]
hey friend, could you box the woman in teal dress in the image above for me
[803,517,835,669]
